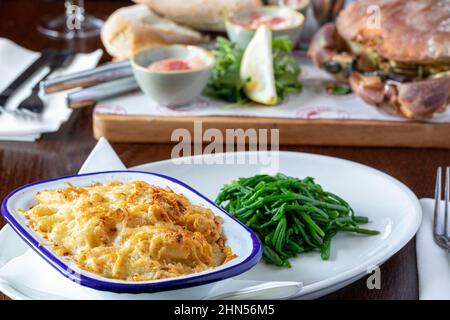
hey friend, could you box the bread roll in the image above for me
[134,0,263,31]
[101,4,209,60]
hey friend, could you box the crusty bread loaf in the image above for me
[133,0,263,32]
[101,4,209,60]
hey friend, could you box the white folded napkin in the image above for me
[0,137,301,299]
[0,38,102,141]
[0,134,41,142]
[416,199,450,300]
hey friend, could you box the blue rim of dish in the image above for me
[1,170,262,294]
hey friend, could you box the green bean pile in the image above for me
[215,173,379,267]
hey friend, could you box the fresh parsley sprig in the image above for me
[272,37,302,102]
[204,36,302,104]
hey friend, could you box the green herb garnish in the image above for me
[326,82,352,95]
[272,37,302,101]
[215,173,379,267]
[204,37,248,103]
[204,36,302,104]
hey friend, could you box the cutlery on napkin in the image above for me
[0,137,302,300]
[416,199,450,300]
[0,49,53,112]
[15,50,75,117]
[0,38,102,141]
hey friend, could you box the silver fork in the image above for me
[15,50,74,118]
[433,167,450,251]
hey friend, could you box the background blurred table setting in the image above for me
[0,0,447,147]
[0,38,102,141]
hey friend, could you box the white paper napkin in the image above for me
[416,199,450,300]
[0,137,301,300]
[0,38,102,141]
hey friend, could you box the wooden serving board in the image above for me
[93,112,450,148]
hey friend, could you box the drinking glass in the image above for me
[37,0,103,39]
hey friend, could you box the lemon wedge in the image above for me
[240,24,277,105]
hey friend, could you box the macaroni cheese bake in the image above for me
[20,181,235,281]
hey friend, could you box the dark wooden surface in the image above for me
[0,0,448,300]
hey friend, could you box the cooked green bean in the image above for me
[215,173,379,267]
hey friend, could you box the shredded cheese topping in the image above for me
[22,181,235,281]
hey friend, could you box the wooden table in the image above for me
[0,0,448,300]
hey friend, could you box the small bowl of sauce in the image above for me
[131,45,214,106]
[226,6,305,48]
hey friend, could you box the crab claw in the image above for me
[349,72,450,119]
[312,0,345,25]
[398,77,450,118]
[307,23,353,80]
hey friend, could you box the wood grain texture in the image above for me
[0,0,447,301]
[94,113,450,148]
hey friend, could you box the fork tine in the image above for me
[445,167,449,238]
[433,167,442,237]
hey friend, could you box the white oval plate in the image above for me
[0,151,422,299]
[132,151,422,299]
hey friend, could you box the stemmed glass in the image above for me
[37,0,103,39]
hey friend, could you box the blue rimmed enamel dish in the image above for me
[1,170,262,294]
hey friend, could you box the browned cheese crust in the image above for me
[22,181,236,281]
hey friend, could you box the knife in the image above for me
[67,76,140,109]
[42,60,132,93]
[0,50,54,110]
